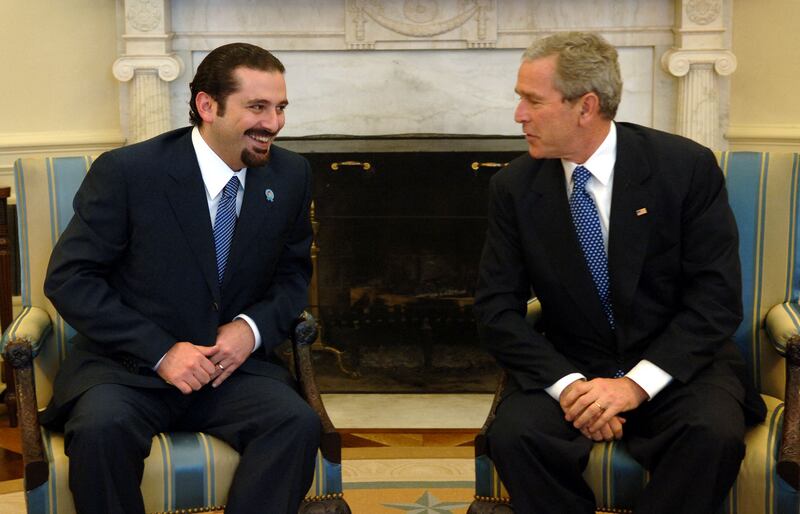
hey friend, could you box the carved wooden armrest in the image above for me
[778,335,800,489]
[475,371,507,459]
[0,306,53,358]
[0,306,53,490]
[291,312,341,465]
[3,338,48,490]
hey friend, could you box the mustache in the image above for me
[245,129,277,138]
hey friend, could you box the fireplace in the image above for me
[281,136,526,392]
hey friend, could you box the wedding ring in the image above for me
[593,401,605,411]
[217,363,225,371]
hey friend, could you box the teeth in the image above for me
[249,134,272,143]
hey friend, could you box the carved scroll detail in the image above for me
[126,0,163,32]
[686,0,722,25]
[362,1,479,37]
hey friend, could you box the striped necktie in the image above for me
[214,176,240,285]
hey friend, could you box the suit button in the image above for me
[212,302,219,311]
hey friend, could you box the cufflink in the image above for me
[636,208,648,216]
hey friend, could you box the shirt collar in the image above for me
[191,126,247,199]
[562,121,617,186]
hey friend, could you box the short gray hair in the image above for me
[523,32,622,119]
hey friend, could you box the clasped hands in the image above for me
[156,319,255,394]
[559,377,649,442]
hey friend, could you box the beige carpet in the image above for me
[0,479,24,513]
[342,447,474,513]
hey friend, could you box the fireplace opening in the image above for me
[283,136,526,393]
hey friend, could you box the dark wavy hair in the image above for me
[189,43,285,126]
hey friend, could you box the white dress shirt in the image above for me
[544,122,672,401]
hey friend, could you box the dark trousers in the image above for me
[487,379,746,514]
[62,373,321,514]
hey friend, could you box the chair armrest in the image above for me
[290,312,342,465]
[475,371,507,459]
[0,306,53,358]
[765,302,800,356]
[3,323,50,491]
[778,335,800,489]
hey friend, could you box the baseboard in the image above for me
[0,478,22,494]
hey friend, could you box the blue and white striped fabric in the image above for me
[26,429,341,514]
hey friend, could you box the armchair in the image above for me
[469,151,800,514]
[0,156,351,514]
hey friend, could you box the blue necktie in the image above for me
[570,166,615,328]
[214,176,240,285]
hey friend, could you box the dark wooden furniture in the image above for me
[0,186,16,428]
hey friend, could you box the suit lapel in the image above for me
[608,125,652,327]
[165,134,220,303]
[222,162,273,290]
[528,159,611,337]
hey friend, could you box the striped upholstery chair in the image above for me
[0,156,350,514]
[470,151,800,514]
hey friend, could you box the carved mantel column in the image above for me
[113,0,183,143]
[661,0,733,149]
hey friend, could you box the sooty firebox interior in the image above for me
[283,136,526,392]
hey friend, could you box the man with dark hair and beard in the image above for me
[41,43,320,513]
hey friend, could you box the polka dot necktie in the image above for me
[214,176,240,285]
[569,166,615,329]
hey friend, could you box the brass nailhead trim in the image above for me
[472,497,632,513]
[303,492,345,502]
[473,495,512,504]
[152,506,225,514]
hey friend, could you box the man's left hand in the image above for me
[561,377,649,433]
[210,319,255,387]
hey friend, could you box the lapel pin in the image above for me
[636,208,648,216]
[265,189,275,202]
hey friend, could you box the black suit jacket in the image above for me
[474,122,765,421]
[42,127,312,421]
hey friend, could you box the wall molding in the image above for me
[0,130,126,155]
[171,27,675,52]
[0,130,126,192]
[725,124,800,147]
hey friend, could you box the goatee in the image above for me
[241,147,270,168]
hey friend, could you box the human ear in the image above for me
[579,93,600,119]
[195,92,217,123]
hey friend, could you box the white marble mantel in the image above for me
[116,0,733,149]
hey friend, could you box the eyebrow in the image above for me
[515,89,542,101]
[246,98,289,106]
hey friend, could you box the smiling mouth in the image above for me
[246,130,275,145]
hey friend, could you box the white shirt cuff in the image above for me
[235,314,261,352]
[624,359,673,400]
[545,373,586,401]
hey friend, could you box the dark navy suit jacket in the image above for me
[474,122,765,422]
[42,127,312,422]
